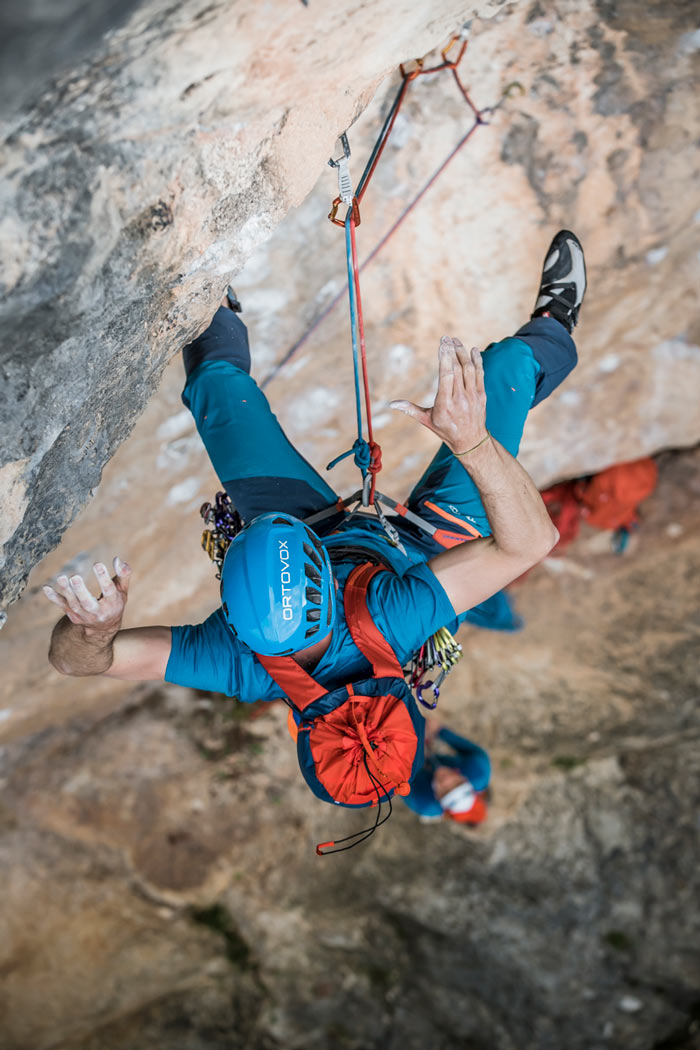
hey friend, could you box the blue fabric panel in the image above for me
[182,359,338,517]
[462,589,523,632]
[514,316,577,407]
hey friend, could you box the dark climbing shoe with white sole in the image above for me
[531,230,586,333]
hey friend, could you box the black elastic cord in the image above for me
[316,757,394,856]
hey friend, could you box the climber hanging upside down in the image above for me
[44,231,586,822]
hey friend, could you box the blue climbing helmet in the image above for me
[220,512,336,655]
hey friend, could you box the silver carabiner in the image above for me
[328,133,354,205]
[374,498,407,555]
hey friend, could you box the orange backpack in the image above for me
[255,563,424,850]
[578,457,658,531]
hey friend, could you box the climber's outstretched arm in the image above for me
[391,337,558,615]
[44,558,170,679]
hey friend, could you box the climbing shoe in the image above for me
[226,285,242,313]
[531,230,586,333]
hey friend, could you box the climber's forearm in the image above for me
[458,434,557,559]
[48,615,118,676]
[428,438,558,612]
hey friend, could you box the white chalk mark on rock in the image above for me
[157,411,194,441]
[167,477,201,505]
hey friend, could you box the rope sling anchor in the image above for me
[201,31,523,705]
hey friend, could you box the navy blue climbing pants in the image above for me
[181,307,577,543]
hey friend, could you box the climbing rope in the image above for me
[201,32,525,706]
[261,35,523,390]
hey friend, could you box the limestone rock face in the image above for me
[1,0,700,615]
[1,452,700,1048]
[0,0,480,613]
[1,2,700,1047]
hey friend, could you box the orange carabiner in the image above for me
[441,34,468,69]
[328,195,361,228]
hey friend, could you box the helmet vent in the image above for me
[304,562,322,586]
[307,608,321,622]
[305,527,326,556]
[303,541,323,572]
[305,625,319,638]
[305,587,322,605]
[273,516,292,526]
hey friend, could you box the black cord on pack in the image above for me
[316,757,394,856]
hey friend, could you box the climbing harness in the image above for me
[201,32,523,708]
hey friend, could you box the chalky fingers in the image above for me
[67,574,100,614]
[42,585,68,612]
[51,575,85,619]
[453,338,473,397]
[94,562,117,601]
[436,336,456,405]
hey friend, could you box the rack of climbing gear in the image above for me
[408,626,463,709]
[200,491,243,579]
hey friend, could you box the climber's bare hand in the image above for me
[390,336,487,455]
[43,557,131,635]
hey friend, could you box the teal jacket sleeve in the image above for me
[165,607,281,701]
[367,562,456,664]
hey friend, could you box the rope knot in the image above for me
[351,437,372,471]
[368,441,382,476]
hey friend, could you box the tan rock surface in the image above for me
[0,0,479,612]
[1,2,699,1047]
[1,451,699,1048]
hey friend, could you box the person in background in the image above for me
[401,719,490,825]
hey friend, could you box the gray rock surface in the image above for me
[2,0,700,615]
[0,0,478,612]
[1,3,699,1047]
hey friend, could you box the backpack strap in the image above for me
[255,653,326,713]
[343,563,403,678]
[255,561,402,709]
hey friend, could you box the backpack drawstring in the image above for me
[316,757,393,856]
[348,693,411,797]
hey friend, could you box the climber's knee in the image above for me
[514,316,578,407]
